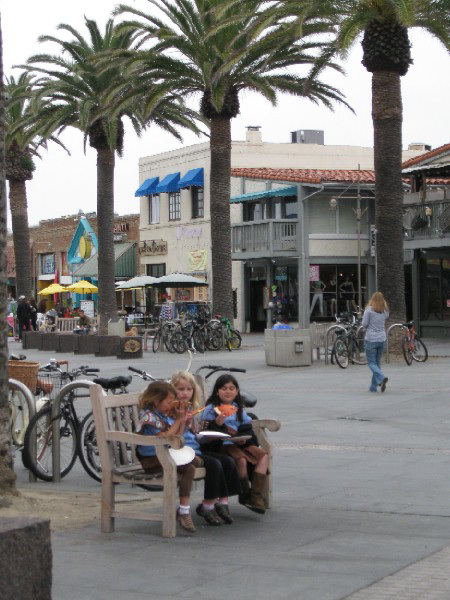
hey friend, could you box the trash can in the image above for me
[108,317,125,336]
[264,328,312,367]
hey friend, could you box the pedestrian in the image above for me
[16,296,31,341]
[202,375,269,514]
[171,371,241,526]
[29,298,38,331]
[136,381,198,533]
[362,291,389,393]
[74,309,91,335]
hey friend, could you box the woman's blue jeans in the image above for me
[364,340,386,391]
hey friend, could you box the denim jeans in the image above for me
[364,340,386,390]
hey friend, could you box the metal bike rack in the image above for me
[385,323,408,364]
[325,325,347,365]
[51,380,97,483]
[8,378,37,483]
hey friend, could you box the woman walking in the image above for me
[362,292,389,393]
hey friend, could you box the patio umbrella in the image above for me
[152,273,208,288]
[38,283,68,295]
[66,280,98,294]
[119,275,159,289]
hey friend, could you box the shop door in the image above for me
[249,280,266,332]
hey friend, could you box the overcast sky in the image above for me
[2,1,449,226]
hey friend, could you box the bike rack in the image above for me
[51,380,97,483]
[385,323,408,364]
[8,378,37,483]
[324,325,347,365]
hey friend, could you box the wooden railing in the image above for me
[232,219,298,254]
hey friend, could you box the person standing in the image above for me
[16,296,31,341]
[29,298,38,331]
[362,292,389,393]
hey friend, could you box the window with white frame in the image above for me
[169,191,180,221]
[148,194,160,224]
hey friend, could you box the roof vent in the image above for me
[246,126,262,144]
[408,143,432,152]
[291,129,324,145]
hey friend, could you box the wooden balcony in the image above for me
[231,219,298,259]
[403,200,450,246]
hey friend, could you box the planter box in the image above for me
[265,328,312,367]
[56,334,78,353]
[22,331,41,350]
[74,335,100,355]
[117,336,143,359]
[95,335,121,357]
[40,332,59,351]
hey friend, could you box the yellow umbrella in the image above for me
[66,280,98,294]
[38,283,68,295]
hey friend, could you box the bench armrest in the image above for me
[251,419,281,433]
[105,431,184,449]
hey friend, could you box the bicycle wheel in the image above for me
[152,332,161,353]
[412,336,428,363]
[23,406,77,481]
[229,329,242,350]
[402,335,413,365]
[77,412,101,482]
[334,338,349,369]
[171,331,188,354]
[206,326,223,350]
[192,329,205,353]
[350,337,367,365]
[9,387,30,447]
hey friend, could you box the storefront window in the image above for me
[420,258,450,321]
[272,264,298,321]
[40,253,55,274]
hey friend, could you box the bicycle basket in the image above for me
[36,371,68,401]
[8,361,40,393]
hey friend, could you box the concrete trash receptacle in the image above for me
[108,317,125,336]
[265,328,311,367]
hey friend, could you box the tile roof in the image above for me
[401,143,450,168]
[231,167,375,184]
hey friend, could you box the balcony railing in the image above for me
[403,201,450,239]
[232,219,297,254]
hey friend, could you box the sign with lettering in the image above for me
[114,223,129,233]
[188,249,207,271]
[275,266,288,282]
[309,265,319,282]
[139,240,168,256]
[176,225,203,240]
[370,225,377,257]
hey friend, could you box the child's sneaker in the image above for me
[176,509,196,533]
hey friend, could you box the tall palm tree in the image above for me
[25,18,199,333]
[115,0,350,319]
[5,73,66,300]
[280,0,449,321]
[0,12,17,497]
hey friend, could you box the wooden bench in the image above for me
[55,317,80,332]
[90,385,281,538]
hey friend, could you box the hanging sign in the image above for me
[309,265,319,282]
[188,249,207,271]
[139,240,168,256]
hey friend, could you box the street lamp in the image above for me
[329,168,373,314]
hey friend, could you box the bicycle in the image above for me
[401,321,428,365]
[22,363,101,481]
[216,315,242,352]
[332,312,367,369]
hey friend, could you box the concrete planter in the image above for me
[40,332,59,351]
[56,334,78,353]
[117,336,143,359]
[264,328,312,367]
[22,331,41,350]
[95,336,121,357]
[74,335,100,355]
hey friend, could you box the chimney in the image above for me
[408,143,432,152]
[246,126,262,144]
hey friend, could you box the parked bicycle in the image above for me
[401,321,428,365]
[332,311,367,369]
[216,314,242,352]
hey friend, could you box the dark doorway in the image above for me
[249,280,266,331]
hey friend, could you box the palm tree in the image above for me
[114,0,350,319]
[24,18,199,333]
[0,12,17,498]
[5,74,66,300]
[280,0,449,321]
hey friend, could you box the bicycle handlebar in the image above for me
[128,366,145,375]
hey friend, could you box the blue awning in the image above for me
[135,177,159,197]
[155,172,180,193]
[179,168,204,189]
[230,186,298,203]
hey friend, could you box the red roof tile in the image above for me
[401,143,450,168]
[231,167,375,184]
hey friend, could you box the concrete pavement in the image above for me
[8,334,450,600]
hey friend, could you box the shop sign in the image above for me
[370,225,377,257]
[80,300,95,318]
[275,266,288,281]
[309,265,319,282]
[188,249,207,271]
[176,225,202,240]
[139,239,168,256]
[114,223,129,233]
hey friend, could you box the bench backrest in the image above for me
[56,317,80,332]
[90,385,142,472]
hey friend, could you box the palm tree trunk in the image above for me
[9,179,32,299]
[210,115,234,319]
[0,15,17,497]
[372,71,406,323]
[96,147,117,334]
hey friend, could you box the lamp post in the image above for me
[330,167,372,315]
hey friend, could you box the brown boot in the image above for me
[238,477,250,506]
[246,473,266,514]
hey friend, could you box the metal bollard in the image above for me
[9,379,37,483]
[385,323,408,363]
[325,325,347,365]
